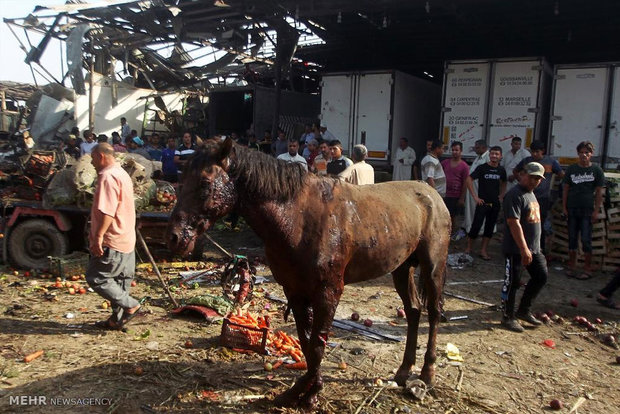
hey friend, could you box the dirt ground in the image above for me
[0,222,618,414]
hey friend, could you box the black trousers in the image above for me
[600,269,620,299]
[501,253,548,318]
[468,202,500,239]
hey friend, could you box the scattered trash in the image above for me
[406,377,427,400]
[145,341,159,351]
[444,292,495,307]
[446,343,464,362]
[64,312,75,319]
[332,319,402,342]
[186,294,234,315]
[447,279,503,286]
[449,315,468,321]
[23,350,44,363]
[553,266,564,271]
[447,253,474,269]
[541,339,556,349]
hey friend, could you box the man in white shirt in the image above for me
[421,140,446,197]
[501,136,530,192]
[392,137,416,181]
[463,139,491,233]
[320,123,337,142]
[339,144,374,185]
[120,117,131,141]
[80,130,98,156]
[277,139,308,171]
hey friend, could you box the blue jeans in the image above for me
[567,208,593,253]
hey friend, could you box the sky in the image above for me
[0,0,64,84]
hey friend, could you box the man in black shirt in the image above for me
[464,146,506,260]
[500,162,548,332]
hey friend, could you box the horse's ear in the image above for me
[219,137,234,161]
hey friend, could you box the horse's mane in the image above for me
[231,144,307,201]
[189,140,307,202]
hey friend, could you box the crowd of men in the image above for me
[394,135,618,331]
[61,118,201,183]
[76,119,618,332]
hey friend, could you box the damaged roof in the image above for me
[4,0,620,92]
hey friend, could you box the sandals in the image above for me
[597,295,620,309]
[117,306,141,327]
[478,254,491,261]
[94,305,141,331]
[566,269,593,280]
[94,317,121,331]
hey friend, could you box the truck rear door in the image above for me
[488,60,542,154]
[321,75,354,150]
[549,66,609,164]
[605,66,620,168]
[355,73,392,163]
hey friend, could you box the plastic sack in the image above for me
[42,166,78,207]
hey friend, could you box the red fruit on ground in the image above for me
[549,399,562,410]
[363,319,373,327]
[570,299,578,307]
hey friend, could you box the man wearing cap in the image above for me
[127,136,152,160]
[500,162,548,333]
[327,140,353,175]
[514,140,564,255]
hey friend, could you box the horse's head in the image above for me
[167,137,237,256]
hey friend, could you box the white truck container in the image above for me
[320,70,440,167]
[440,58,551,157]
[548,63,620,167]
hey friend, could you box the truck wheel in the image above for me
[9,219,69,270]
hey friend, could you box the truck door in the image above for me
[355,73,392,163]
[549,66,609,164]
[441,62,490,157]
[321,75,354,150]
[488,60,542,154]
[605,66,620,168]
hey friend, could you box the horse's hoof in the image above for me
[419,367,435,386]
[394,369,411,386]
[273,392,299,408]
[298,393,319,410]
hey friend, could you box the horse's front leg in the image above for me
[273,294,314,407]
[297,282,343,409]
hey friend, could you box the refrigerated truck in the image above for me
[548,63,620,167]
[320,70,440,168]
[440,58,552,158]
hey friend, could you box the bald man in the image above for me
[87,143,141,331]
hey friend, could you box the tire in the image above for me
[9,219,69,270]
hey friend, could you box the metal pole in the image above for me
[136,229,179,308]
[88,36,95,133]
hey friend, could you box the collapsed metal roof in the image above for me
[4,0,620,93]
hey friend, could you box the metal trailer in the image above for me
[548,62,620,167]
[0,199,171,270]
[440,57,552,158]
[320,70,441,168]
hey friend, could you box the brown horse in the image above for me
[167,138,450,408]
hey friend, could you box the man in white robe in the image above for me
[392,137,416,181]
